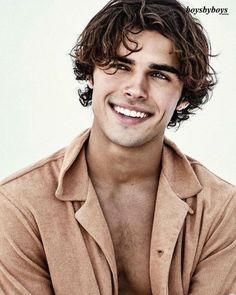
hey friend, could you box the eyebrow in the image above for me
[149,63,180,76]
[116,56,180,77]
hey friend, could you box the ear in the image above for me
[87,77,94,89]
[176,100,189,111]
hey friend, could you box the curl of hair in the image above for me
[70,0,217,127]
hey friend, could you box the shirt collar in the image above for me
[55,130,202,202]
[162,138,202,198]
[55,129,90,201]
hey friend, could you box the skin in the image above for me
[86,30,184,294]
[87,30,184,186]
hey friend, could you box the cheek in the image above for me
[93,73,119,97]
[92,73,119,112]
[153,86,182,114]
[103,74,125,88]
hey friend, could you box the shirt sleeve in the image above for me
[0,189,55,295]
[189,191,236,295]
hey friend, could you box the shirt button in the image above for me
[157,249,164,257]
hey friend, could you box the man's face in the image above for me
[90,30,183,148]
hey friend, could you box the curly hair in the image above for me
[70,0,217,127]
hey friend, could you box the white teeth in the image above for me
[124,109,130,116]
[130,110,136,117]
[113,105,148,118]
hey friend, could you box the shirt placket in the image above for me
[75,179,118,295]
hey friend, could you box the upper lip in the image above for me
[110,103,153,115]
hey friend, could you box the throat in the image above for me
[88,157,161,187]
[86,125,163,186]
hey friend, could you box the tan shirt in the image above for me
[0,129,235,295]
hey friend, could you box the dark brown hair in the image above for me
[70,0,217,127]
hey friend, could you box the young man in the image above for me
[0,0,235,294]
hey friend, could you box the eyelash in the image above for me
[111,63,170,81]
[150,71,169,81]
[112,63,129,71]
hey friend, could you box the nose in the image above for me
[123,73,148,101]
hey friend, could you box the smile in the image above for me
[114,105,149,118]
[111,104,151,118]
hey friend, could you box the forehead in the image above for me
[117,30,178,67]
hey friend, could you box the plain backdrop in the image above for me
[0,0,235,184]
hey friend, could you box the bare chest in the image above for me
[100,194,156,295]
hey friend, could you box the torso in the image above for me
[96,183,157,295]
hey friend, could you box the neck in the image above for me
[86,127,163,187]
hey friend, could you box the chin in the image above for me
[107,133,156,148]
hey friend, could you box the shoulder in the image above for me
[0,147,65,212]
[185,157,236,235]
[0,129,90,215]
[188,156,235,200]
[163,137,235,204]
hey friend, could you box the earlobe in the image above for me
[176,100,189,111]
[87,79,93,89]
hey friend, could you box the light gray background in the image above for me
[0,0,235,184]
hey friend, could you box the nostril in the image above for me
[123,85,147,100]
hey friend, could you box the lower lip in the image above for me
[110,105,150,125]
